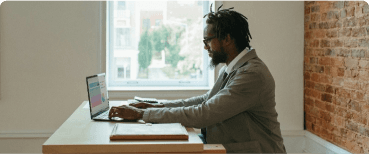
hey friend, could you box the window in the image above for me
[107,1,214,87]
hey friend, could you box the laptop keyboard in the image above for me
[95,111,109,119]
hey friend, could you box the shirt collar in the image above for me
[225,47,252,74]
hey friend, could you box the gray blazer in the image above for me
[142,49,286,153]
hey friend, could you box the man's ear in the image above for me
[224,34,233,46]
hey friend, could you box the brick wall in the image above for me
[304,1,369,153]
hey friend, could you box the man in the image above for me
[109,5,286,153]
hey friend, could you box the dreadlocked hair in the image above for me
[204,4,252,53]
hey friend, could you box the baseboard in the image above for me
[304,131,350,154]
[0,130,53,138]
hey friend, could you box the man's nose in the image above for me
[204,44,209,50]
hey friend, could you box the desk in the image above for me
[43,101,225,153]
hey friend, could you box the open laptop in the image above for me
[86,73,136,122]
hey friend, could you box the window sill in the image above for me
[108,87,211,100]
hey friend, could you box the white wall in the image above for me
[222,1,304,131]
[0,1,304,153]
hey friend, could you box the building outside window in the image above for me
[107,1,214,87]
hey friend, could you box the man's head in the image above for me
[203,4,252,67]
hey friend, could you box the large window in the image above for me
[107,1,214,87]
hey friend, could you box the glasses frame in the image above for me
[203,36,216,47]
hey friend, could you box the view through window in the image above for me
[107,1,214,87]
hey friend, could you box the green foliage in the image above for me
[138,31,152,70]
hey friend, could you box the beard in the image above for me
[209,47,228,68]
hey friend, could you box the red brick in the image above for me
[348,100,362,112]
[359,60,369,69]
[331,57,345,67]
[304,72,311,80]
[332,77,344,86]
[311,73,320,82]
[319,57,331,65]
[332,39,344,47]
[325,85,335,94]
[316,100,326,110]
[320,39,330,47]
[344,79,359,89]
[352,91,365,101]
[345,58,359,70]
[313,29,326,38]
[338,67,345,76]
[359,70,369,81]
[312,90,321,99]
[320,74,333,84]
[324,66,331,75]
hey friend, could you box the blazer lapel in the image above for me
[206,49,259,100]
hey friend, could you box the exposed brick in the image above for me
[315,83,326,92]
[326,30,338,38]
[305,6,311,15]
[339,28,352,37]
[341,9,347,18]
[322,93,333,103]
[321,13,327,21]
[358,39,369,48]
[311,14,320,21]
[309,22,318,29]
[326,85,335,94]
[332,77,344,86]
[319,22,330,29]
[319,57,331,66]
[327,11,339,20]
[337,49,351,58]
[364,4,369,13]
[352,91,365,101]
[316,100,326,110]
[348,100,362,112]
[326,103,335,112]
[311,73,320,82]
[351,49,366,58]
[344,58,359,70]
[336,88,351,98]
[347,7,355,17]
[313,30,326,38]
[320,39,330,47]
[310,40,320,47]
[344,78,359,89]
[338,67,345,76]
[313,65,325,73]
[352,27,366,37]
[306,80,315,89]
[320,74,333,84]
[331,39,343,47]
[304,72,311,80]
[324,66,331,75]
[344,39,358,47]
[344,18,357,27]
[350,69,359,78]
[311,5,320,13]
[346,121,359,132]
[359,70,369,81]
[334,1,345,9]
[310,57,318,64]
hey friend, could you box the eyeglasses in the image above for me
[203,36,216,46]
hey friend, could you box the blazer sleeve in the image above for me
[142,70,263,128]
[160,91,210,107]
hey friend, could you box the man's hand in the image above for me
[108,105,145,120]
[129,102,165,109]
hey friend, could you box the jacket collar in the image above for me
[229,48,258,73]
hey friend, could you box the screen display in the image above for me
[87,74,109,115]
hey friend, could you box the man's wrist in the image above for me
[138,109,145,119]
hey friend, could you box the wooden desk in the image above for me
[43,101,225,153]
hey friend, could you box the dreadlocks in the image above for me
[204,4,252,53]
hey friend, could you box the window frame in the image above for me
[105,1,216,89]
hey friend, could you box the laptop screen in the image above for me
[86,73,109,116]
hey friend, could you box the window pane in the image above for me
[108,1,212,87]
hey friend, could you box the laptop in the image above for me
[86,73,136,122]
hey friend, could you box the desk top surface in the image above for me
[43,101,203,153]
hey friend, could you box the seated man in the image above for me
[109,5,286,153]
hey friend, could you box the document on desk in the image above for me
[110,123,189,140]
